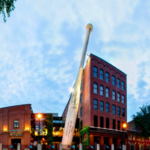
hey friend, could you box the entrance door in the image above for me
[11,139,21,149]
[113,138,117,150]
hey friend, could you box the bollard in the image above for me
[0,143,2,150]
[17,143,20,150]
[59,143,62,150]
[111,144,114,150]
[97,144,100,150]
[122,145,126,150]
[37,144,42,150]
[79,143,82,150]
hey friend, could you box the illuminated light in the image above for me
[42,138,45,141]
[3,128,8,132]
[37,113,42,119]
[69,87,74,93]
[24,127,30,131]
[122,123,127,129]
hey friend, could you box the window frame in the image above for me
[117,106,120,116]
[112,105,116,115]
[106,103,109,113]
[122,81,125,90]
[93,83,98,94]
[112,90,116,100]
[100,85,104,96]
[93,66,98,77]
[93,99,98,110]
[100,69,104,80]
[112,76,116,85]
[117,78,120,88]
[14,120,19,128]
[105,72,109,82]
[80,107,83,117]
[122,95,125,103]
[106,87,109,98]
[100,101,104,111]
[80,94,83,103]
[122,108,125,117]
[117,92,120,102]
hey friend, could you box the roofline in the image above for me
[90,53,127,76]
[0,104,31,109]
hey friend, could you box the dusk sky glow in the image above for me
[0,0,150,122]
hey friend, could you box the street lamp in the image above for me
[37,113,42,144]
[122,123,127,145]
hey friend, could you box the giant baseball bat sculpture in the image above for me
[62,24,93,150]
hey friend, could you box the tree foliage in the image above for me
[0,0,17,22]
[132,104,150,138]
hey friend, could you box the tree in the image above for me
[132,104,150,138]
[0,0,17,22]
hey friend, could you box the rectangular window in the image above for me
[113,119,116,129]
[122,108,125,117]
[117,79,120,88]
[117,121,120,130]
[106,118,109,128]
[122,81,125,90]
[112,90,116,100]
[117,107,120,116]
[94,99,98,110]
[14,120,19,128]
[100,101,104,111]
[112,76,115,85]
[106,103,109,113]
[94,115,98,127]
[106,87,109,97]
[93,83,98,94]
[106,72,109,82]
[113,105,116,115]
[93,67,98,77]
[100,85,104,96]
[100,69,104,80]
[81,80,83,89]
[117,93,120,102]
[100,117,104,127]
[80,94,83,103]
[122,95,125,103]
[80,107,83,117]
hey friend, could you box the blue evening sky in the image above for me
[0,0,150,122]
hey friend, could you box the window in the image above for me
[112,90,115,100]
[93,67,98,77]
[80,107,83,117]
[117,107,120,116]
[106,103,109,113]
[106,72,109,82]
[100,101,104,111]
[106,118,109,128]
[122,81,125,90]
[112,105,116,115]
[94,115,98,127]
[106,88,109,98]
[80,94,83,103]
[93,83,98,94]
[112,76,115,85]
[117,121,120,130]
[14,120,19,128]
[117,93,120,102]
[94,99,98,110]
[100,85,104,96]
[122,95,125,103]
[117,79,120,88]
[113,119,116,129]
[100,69,104,80]
[122,108,125,117]
[81,81,83,90]
[100,117,104,127]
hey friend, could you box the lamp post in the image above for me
[37,113,42,144]
[122,123,127,145]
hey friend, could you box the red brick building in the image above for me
[62,53,127,149]
[127,121,150,150]
[0,104,31,149]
